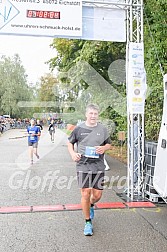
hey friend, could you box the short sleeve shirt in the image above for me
[68,122,111,172]
[27,126,40,143]
[49,124,55,132]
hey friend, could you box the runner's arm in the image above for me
[67,142,81,162]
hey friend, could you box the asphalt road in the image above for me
[0,128,167,252]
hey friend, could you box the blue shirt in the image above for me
[27,126,40,143]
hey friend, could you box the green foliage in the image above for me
[144,0,167,140]
[38,73,58,102]
[48,39,85,71]
[37,73,61,114]
[62,111,85,125]
[47,0,166,141]
[49,39,126,135]
[0,54,33,118]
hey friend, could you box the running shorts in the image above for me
[28,142,38,148]
[77,171,105,190]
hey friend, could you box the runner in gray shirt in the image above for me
[68,104,111,236]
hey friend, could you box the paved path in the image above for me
[0,128,167,252]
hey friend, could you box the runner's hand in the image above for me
[71,152,81,162]
[95,146,105,154]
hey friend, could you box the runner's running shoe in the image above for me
[84,222,93,236]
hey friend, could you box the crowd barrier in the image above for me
[0,121,28,134]
[143,141,162,202]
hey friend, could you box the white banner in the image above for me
[0,0,82,37]
[127,42,147,114]
[60,6,126,42]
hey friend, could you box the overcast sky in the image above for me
[0,35,56,84]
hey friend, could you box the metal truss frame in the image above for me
[126,0,144,201]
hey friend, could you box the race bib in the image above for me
[29,130,35,141]
[30,135,35,140]
[85,146,99,158]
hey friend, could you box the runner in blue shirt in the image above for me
[27,118,41,165]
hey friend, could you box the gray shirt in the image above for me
[68,122,111,173]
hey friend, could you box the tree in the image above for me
[144,0,167,140]
[49,39,127,137]
[38,73,62,113]
[0,54,32,118]
[47,0,167,140]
